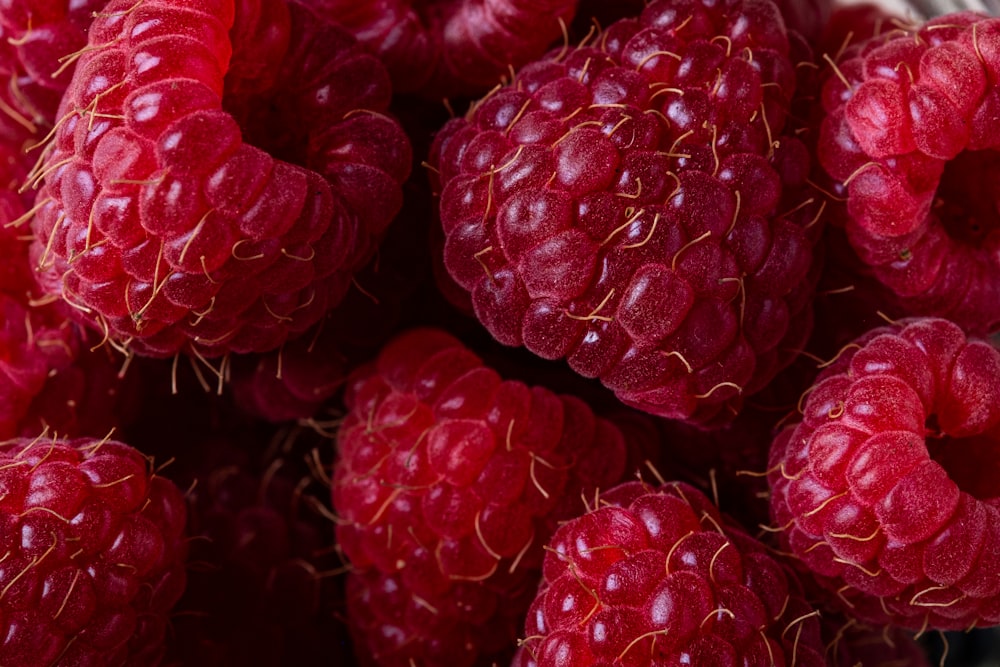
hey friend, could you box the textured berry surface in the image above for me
[0,435,188,665]
[334,327,632,666]
[769,317,1000,630]
[431,0,821,424]
[816,11,1000,335]
[27,0,411,358]
[300,0,577,98]
[513,480,826,667]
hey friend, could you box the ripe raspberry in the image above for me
[334,328,632,666]
[821,614,930,667]
[27,0,411,358]
[0,292,79,437]
[230,181,433,423]
[167,429,348,666]
[430,0,821,423]
[229,324,348,423]
[299,0,577,98]
[768,317,1000,630]
[513,480,826,667]
[816,11,1000,335]
[0,1,112,130]
[0,434,188,665]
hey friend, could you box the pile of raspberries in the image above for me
[0,0,999,665]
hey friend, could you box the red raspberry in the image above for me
[0,292,80,437]
[300,0,577,98]
[822,614,930,667]
[334,328,632,666]
[229,324,348,423]
[816,11,1000,335]
[513,480,826,667]
[167,431,348,666]
[768,317,1000,630]
[0,434,188,665]
[430,0,820,423]
[0,1,111,129]
[27,0,411,358]
[230,182,433,423]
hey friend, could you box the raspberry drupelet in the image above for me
[512,480,827,667]
[0,435,188,665]
[333,328,634,666]
[768,317,1000,630]
[430,0,821,424]
[816,11,1000,335]
[26,0,411,358]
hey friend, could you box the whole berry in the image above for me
[816,11,1000,335]
[0,435,188,665]
[430,0,820,423]
[334,328,632,666]
[513,480,826,667]
[27,0,411,358]
[768,317,1000,630]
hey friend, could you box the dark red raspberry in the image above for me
[816,11,1000,335]
[513,480,826,667]
[768,317,1000,630]
[0,434,188,665]
[229,324,348,423]
[821,614,931,667]
[0,292,79,437]
[26,0,411,358]
[334,328,633,666]
[230,181,433,423]
[430,0,821,423]
[167,429,349,666]
[299,0,577,98]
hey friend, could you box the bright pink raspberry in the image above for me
[334,328,633,666]
[299,0,577,98]
[769,317,1000,630]
[430,0,821,424]
[513,480,826,667]
[0,434,188,665]
[816,11,1000,335]
[27,0,411,358]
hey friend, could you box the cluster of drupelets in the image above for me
[0,0,998,665]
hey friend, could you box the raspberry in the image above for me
[167,430,348,666]
[816,11,1000,335]
[430,0,820,423]
[0,1,112,130]
[0,434,188,665]
[300,0,577,98]
[334,328,632,666]
[513,480,826,667]
[27,0,412,358]
[768,317,1000,630]
[822,614,930,667]
[0,292,80,437]
[229,324,348,423]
